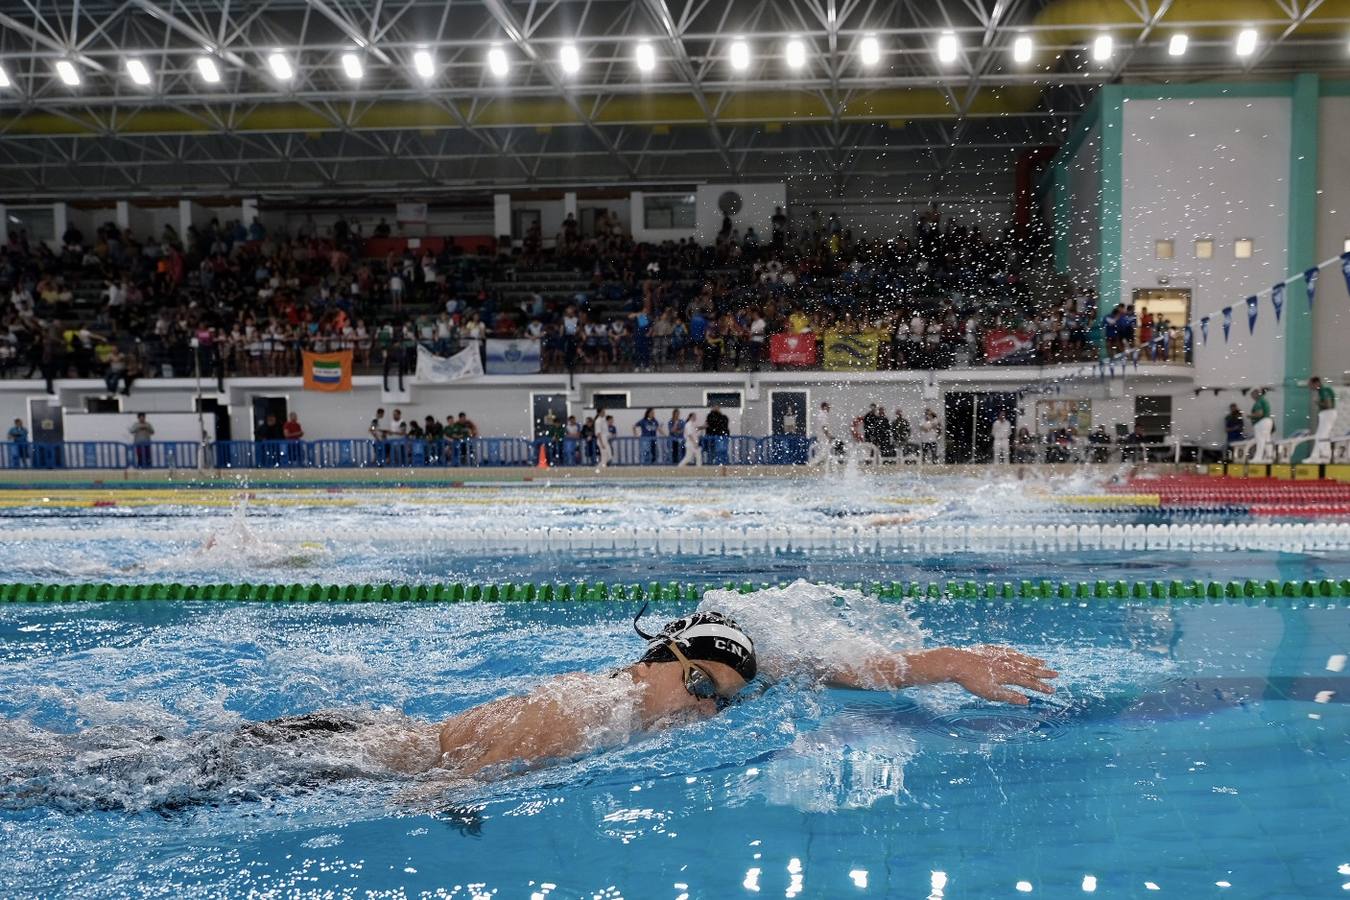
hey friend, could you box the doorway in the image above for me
[250,395,288,439]
[531,393,569,438]
[512,208,541,239]
[944,391,1017,463]
[1131,288,1192,361]
[769,390,807,436]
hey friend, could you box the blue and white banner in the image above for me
[1199,316,1209,345]
[415,344,483,383]
[1183,325,1193,351]
[1342,252,1350,296]
[1222,307,1232,342]
[485,338,542,375]
[1271,283,1284,322]
[1305,267,1319,308]
[1245,295,1258,334]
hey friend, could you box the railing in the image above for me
[0,436,815,470]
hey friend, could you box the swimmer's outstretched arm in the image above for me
[825,646,1058,706]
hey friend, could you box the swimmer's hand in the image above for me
[829,646,1058,705]
[917,646,1058,706]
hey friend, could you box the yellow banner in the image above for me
[822,332,880,370]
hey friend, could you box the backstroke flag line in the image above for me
[415,344,484,383]
[301,350,353,392]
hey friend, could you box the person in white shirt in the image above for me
[748,310,767,371]
[677,413,703,466]
[918,409,941,464]
[813,401,842,467]
[990,412,1012,465]
[389,272,405,310]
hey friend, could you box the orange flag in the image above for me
[302,350,353,392]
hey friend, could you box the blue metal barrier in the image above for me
[0,436,815,470]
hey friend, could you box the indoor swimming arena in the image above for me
[2,2,1350,898]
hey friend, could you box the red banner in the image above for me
[770,333,817,366]
[982,329,1036,365]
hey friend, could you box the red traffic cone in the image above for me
[537,444,550,469]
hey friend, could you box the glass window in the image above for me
[1194,239,1213,259]
[643,194,696,230]
[704,391,743,409]
[1234,238,1253,259]
[1155,239,1174,260]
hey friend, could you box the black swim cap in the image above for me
[634,605,757,682]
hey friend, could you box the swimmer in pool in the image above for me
[0,604,1057,811]
[255,606,1058,782]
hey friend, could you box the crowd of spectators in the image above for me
[0,202,1104,391]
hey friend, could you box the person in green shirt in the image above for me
[1308,377,1338,463]
[1248,388,1274,463]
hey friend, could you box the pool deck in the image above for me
[0,462,1220,487]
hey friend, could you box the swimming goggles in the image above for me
[665,640,733,710]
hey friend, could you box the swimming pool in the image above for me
[2,585,1348,897]
[3,474,1349,898]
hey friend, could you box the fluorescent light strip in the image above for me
[196,56,221,83]
[1092,34,1113,61]
[1013,35,1033,63]
[125,58,151,86]
[341,52,362,80]
[55,60,80,86]
[1168,33,1188,56]
[1236,29,1258,56]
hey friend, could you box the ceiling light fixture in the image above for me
[859,34,880,66]
[1168,34,1188,56]
[729,38,750,71]
[55,60,80,86]
[1092,34,1113,61]
[125,57,152,86]
[559,43,581,74]
[412,49,435,80]
[341,52,363,80]
[785,38,806,69]
[267,51,293,81]
[488,45,509,77]
[196,56,221,83]
[1013,35,1033,63]
[1235,28,1258,56]
[937,32,959,63]
[635,41,656,72]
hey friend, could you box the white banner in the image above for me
[485,338,542,374]
[415,344,483,383]
[396,202,428,223]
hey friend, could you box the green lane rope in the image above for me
[0,579,1348,605]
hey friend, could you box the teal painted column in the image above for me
[1096,85,1124,328]
[1283,73,1319,436]
[1054,163,1070,274]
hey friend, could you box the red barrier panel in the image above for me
[770,333,818,366]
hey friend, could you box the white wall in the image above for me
[693,183,787,244]
[1065,124,1101,292]
[1120,98,1291,408]
[64,411,214,443]
[1315,96,1350,382]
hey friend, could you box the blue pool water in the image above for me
[3,476,1349,897]
[2,586,1348,898]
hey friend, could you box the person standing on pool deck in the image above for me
[705,405,730,465]
[634,408,662,465]
[128,412,154,467]
[1248,388,1274,463]
[667,408,686,464]
[7,418,29,467]
[1307,377,1337,463]
[594,407,611,468]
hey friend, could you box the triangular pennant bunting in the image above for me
[1271,283,1284,322]
[1183,325,1193,352]
[1305,267,1319,308]
[1342,252,1350,296]
[1245,295,1258,334]
[1222,307,1232,342]
[1200,316,1209,344]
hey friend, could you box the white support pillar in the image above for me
[563,191,577,220]
[178,199,195,240]
[52,202,68,246]
[241,197,259,232]
[0,204,8,237]
[115,200,131,230]
[493,193,511,240]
